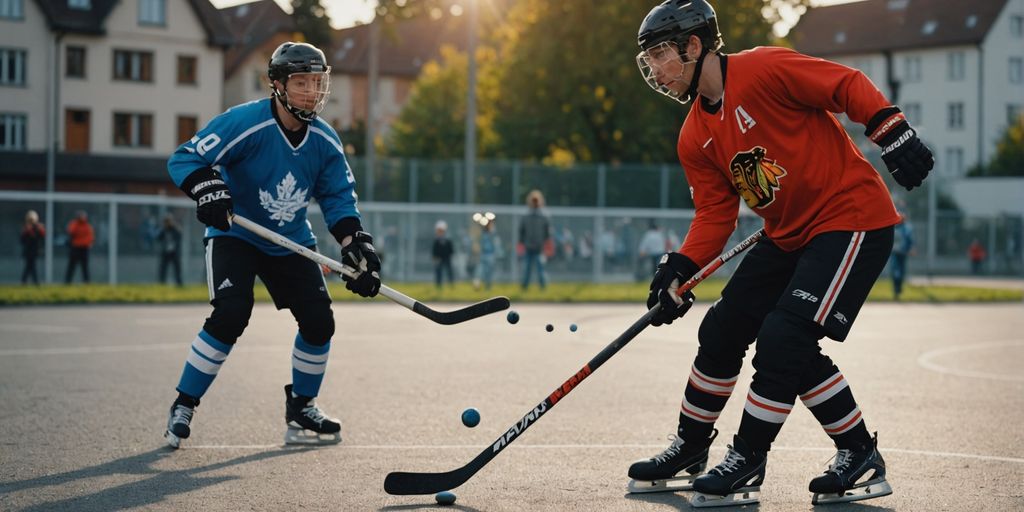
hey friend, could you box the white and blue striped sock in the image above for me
[291,333,330,398]
[176,330,233,399]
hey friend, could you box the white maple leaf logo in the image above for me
[259,172,309,226]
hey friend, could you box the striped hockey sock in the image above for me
[738,388,793,452]
[176,330,233,399]
[800,370,871,449]
[291,333,330,398]
[678,363,739,443]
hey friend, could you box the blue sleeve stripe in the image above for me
[213,119,277,165]
[310,126,345,155]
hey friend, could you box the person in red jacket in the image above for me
[625,0,933,507]
[65,210,95,284]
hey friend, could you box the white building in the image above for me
[0,0,231,191]
[791,0,1024,177]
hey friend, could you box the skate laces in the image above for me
[300,401,329,425]
[710,445,746,475]
[653,434,686,464]
[171,404,194,425]
[826,449,853,474]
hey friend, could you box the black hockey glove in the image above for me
[866,106,934,191]
[180,167,233,231]
[646,252,698,327]
[339,231,381,298]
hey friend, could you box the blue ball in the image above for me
[461,407,480,428]
[435,491,457,505]
[570,324,578,332]
[506,310,520,324]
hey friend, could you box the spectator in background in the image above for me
[20,210,46,285]
[432,220,455,288]
[65,210,94,284]
[890,216,914,300]
[157,214,184,286]
[475,217,502,290]
[519,189,551,290]
[968,239,987,275]
[637,220,668,280]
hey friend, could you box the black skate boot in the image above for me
[165,396,199,449]
[627,429,718,493]
[690,435,766,508]
[284,384,342,445]
[810,433,892,504]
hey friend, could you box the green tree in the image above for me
[291,0,333,50]
[968,115,1024,177]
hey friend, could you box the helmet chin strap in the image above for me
[273,88,313,124]
[681,47,710,103]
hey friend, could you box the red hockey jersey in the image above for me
[677,46,901,267]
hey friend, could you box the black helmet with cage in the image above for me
[636,0,723,103]
[268,42,332,122]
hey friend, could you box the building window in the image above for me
[903,56,922,83]
[177,55,197,85]
[68,0,90,9]
[944,147,964,176]
[1011,15,1023,38]
[113,50,153,82]
[113,112,153,147]
[138,0,165,26]
[0,113,26,149]
[1010,57,1023,84]
[904,103,922,125]
[0,0,23,19]
[0,48,26,86]
[947,51,964,81]
[66,46,86,78]
[176,115,198,145]
[947,102,964,130]
[1009,104,1023,125]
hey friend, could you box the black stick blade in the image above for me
[384,466,475,495]
[412,296,511,325]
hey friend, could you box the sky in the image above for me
[209,0,863,31]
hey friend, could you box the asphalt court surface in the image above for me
[1,301,1022,511]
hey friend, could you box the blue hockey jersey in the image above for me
[168,98,359,256]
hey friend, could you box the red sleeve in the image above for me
[677,136,739,268]
[758,47,889,125]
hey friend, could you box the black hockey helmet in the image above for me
[268,42,331,122]
[638,0,722,53]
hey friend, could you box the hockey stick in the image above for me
[231,214,511,325]
[384,229,766,495]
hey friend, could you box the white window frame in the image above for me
[903,56,922,83]
[138,0,166,26]
[0,48,26,86]
[947,102,964,130]
[904,103,922,125]
[947,51,964,81]
[0,112,26,149]
[113,112,153,147]
[1010,57,1023,84]
[1011,15,1023,38]
[944,146,964,176]
[0,0,23,19]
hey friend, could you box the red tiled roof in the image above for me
[791,0,1009,57]
[221,0,295,77]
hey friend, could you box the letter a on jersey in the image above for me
[729,146,787,209]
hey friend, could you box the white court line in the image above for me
[187,443,1024,463]
[917,340,1024,382]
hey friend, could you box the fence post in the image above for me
[109,200,118,285]
[512,161,521,204]
[409,159,418,203]
[659,164,669,209]
[926,176,937,277]
[597,164,606,207]
[593,214,603,282]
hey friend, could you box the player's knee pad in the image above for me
[292,300,334,346]
[203,295,254,344]
[752,309,825,373]
[695,299,760,373]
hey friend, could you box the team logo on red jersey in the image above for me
[729,146,787,209]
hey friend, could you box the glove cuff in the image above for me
[179,167,224,201]
[329,217,363,245]
[660,252,700,280]
[864,106,906,145]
